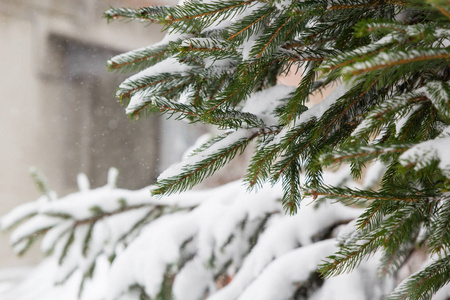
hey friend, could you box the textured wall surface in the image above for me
[0,0,169,268]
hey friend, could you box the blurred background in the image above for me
[0,0,207,270]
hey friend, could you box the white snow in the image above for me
[239,240,336,300]
[363,160,387,188]
[0,174,363,300]
[1,200,41,230]
[241,32,262,61]
[433,283,450,300]
[351,87,427,138]
[400,134,450,176]
[1,170,384,300]
[273,0,292,10]
[172,259,215,300]
[77,173,90,192]
[395,104,420,136]
[206,191,361,300]
[424,81,450,120]
[342,49,450,76]
[125,55,186,78]
[10,215,60,246]
[122,57,192,113]
[40,220,74,254]
[309,253,393,300]
[106,211,198,299]
[242,85,296,125]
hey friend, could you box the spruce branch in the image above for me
[281,157,302,215]
[153,129,261,196]
[107,44,173,73]
[245,135,282,188]
[251,11,305,59]
[227,5,276,41]
[325,0,406,12]
[117,73,190,102]
[379,240,416,276]
[163,0,260,32]
[306,185,425,205]
[428,195,450,254]
[279,61,319,124]
[319,144,410,166]
[204,109,264,129]
[104,6,168,23]
[425,80,450,123]
[320,232,383,277]
[342,49,450,77]
[26,0,450,298]
[126,77,196,118]
[177,37,241,61]
[254,120,315,185]
[385,255,450,300]
[151,98,201,119]
[205,60,274,110]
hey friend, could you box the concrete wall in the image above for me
[0,0,172,268]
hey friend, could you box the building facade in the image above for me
[0,0,195,268]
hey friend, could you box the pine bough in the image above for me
[2,0,450,299]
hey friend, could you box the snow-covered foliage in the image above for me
[1,168,396,300]
[3,0,450,299]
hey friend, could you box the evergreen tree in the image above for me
[1,0,450,299]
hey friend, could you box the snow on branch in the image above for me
[399,127,450,177]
